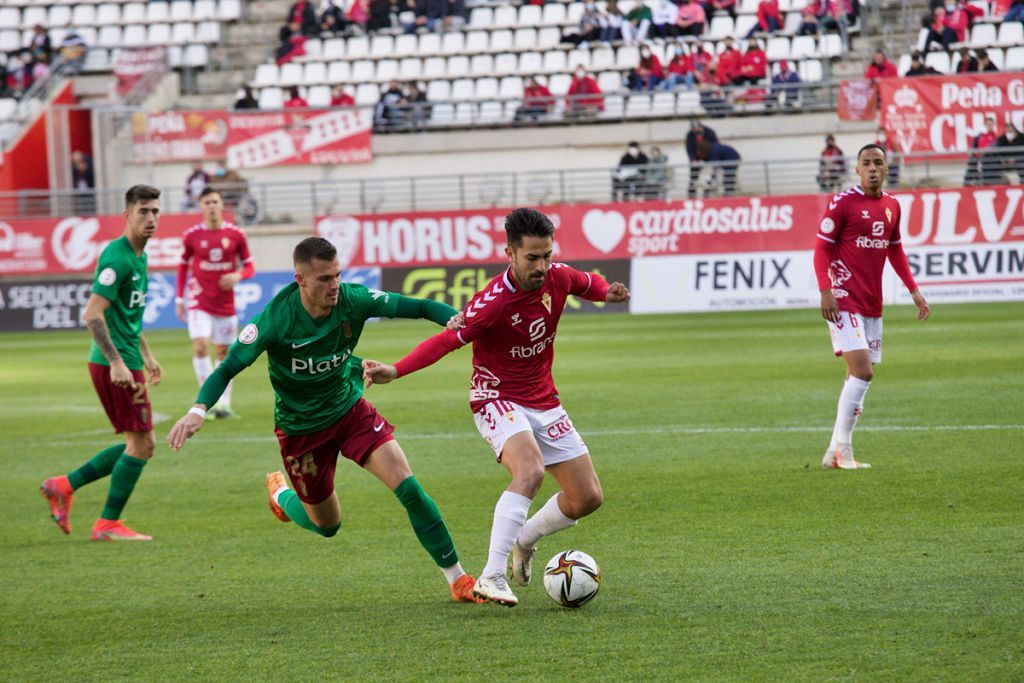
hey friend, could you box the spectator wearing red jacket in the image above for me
[567,67,604,118]
[515,76,555,123]
[749,0,783,37]
[284,86,309,108]
[660,43,696,90]
[956,46,979,72]
[864,50,897,80]
[627,44,665,91]
[330,85,355,106]
[733,40,767,85]
[717,37,743,82]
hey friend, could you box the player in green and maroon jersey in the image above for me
[167,236,484,603]
[40,185,164,542]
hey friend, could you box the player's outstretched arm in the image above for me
[362,359,398,385]
[167,406,206,451]
[391,294,459,327]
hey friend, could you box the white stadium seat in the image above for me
[789,35,815,60]
[48,6,72,27]
[422,56,446,79]
[183,44,209,67]
[541,3,566,26]
[219,0,242,21]
[493,5,518,28]
[123,4,146,24]
[326,60,350,83]
[427,79,451,102]
[170,0,193,22]
[519,51,543,74]
[346,36,369,59]
[537,27,561,49]
[514,28,537,50]
[447,55,470,77]
[171,22,195,45]
[924,50,950,73]
[375,59,399,82]
[468,6,493,29]
[765,36,790,61]
[499,75,523,98]
[123,25,146,46]
[708,16,734,40]
[95,4,120,25]
[197,21,221,43]
[597,70,622,92]
[253,63,279,87]
[470,54,494,76]
[148,23,171,45]
[394,33,417,56]
[996,21,1023,47]
[494,52,518,74]
[71,5,96,26]
[1006,47,1024,70]
[355,83,380,105]
[350,59,374,82]
[541,50,566,74]
[465,31,489,53]
[969,23,996,48]
[519,5,542,26]
[194,0,217,21]
[258,87,283,109]
[451,78,475,101]
[475,77,499,100]
[304,61,327,85]
[147,2,170,23]
[279,62,303,86]
[0,9,18,30]
[399,57,422,80]
[441,31,465,55]
[97,26,122,49]
[419,32,441,55]
[370,34,393,56]
[322,38,345,60]
[307,85,331,107]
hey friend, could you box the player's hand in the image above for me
[362,359,398,385]
[175,301,186,322]
[606,282,631,303]
[219,272,242,290]
[167,411,204,451]
[820,290,841,323]
[109,360,136,389]
[144,358,163,385]
[446,311,466,331]
[911,290,931,321]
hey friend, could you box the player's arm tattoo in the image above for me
[88,317,123,364]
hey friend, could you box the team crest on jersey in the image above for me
[342,321,352,338]
[239,323,258,344]
[541,292,552,313]
[200,240,207,248]
[222,236,230,249]
[885,208,892,223]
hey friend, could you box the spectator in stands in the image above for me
[877,127,901,186]
[691,41,714,79]
[71,151,96,215]
[686,119,717,198]
[864,49,898,81]
[798,3,820,35]
[366,0,392,33]
[29,25,52,64]
[698,63,731,117]
[923,2,967,53]
[211,161,249,210]
[566,66,604,118]
[276,22,308,65]
[445,0,467,30]
[59,28,88,69]
[348,0,370,32]
[676,0,707,37]
[956,46,979,72]
[771,59,801,109]
[1005,0,1024,24]
[993,124,1024,185]
[627,44,664,91]
[965,115,1000,185]
[319,0,348,33]
[0,60,7,98]
[515,76,555,123]
[905,51,941,76]
[717,37,742,83]
[284,86,309,108]
[749,0,784,37]
[734,40,767,86]
[696,140,741,196]
[623,2,653,44]
[652,0,680,38]
[405,81,430,127]
[817,134,846,193]
[31,54,50,84]
[375,80,406,128]
[977,49,999,71]
[183,162,210,211]
[330,85,355,106]
[646,145,671,199]
[816,0,851,53]
[288,0,320,36]
[612,142,650,202]
[702,0,737,21]
[404,0,447,33]
[5,53,33,99]
[600,0,626,43]
[562,3,604,46]
[234,86,259,109]
[660,44,696,90]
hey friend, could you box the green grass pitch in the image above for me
[1,303,1022,681]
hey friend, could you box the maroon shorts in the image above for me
[88,362,153,434]
[274,398,395,504]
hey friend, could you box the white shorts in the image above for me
[827,311,883,363]
[187,309,238,345]
[473,400,589,467]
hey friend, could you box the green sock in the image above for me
[99,454,147,521]
[67,444,126,490]
[394,476,458,568]
[279,489,340,538]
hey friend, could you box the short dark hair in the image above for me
[857,143,887,160]
[293,236,337,265]
[198,186,221,199]
[125,184,160,208]
[505,208,555,247]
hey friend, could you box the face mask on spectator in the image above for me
[628,146,639,157]
[641,49,650,58]
[576,69,585,78]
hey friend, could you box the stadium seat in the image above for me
[549,73,572,95]
[0,98,17,121]
[537,26,562,49]
[183,44,209,67]
[419,32,441,55]
[625,93,652,118]
[22,6,46,28]
[924,50,950,73]
[490,29,514,54]
[591,46,616,71]
[736,15,758,38]
[1006,46,1024,70]
[504,99,522,120]
[323,38,345,60]
[471,54,495,76]
[170,0,193,22]
[123,4,146,25]
[326,60,350,83]
[172,22,195,45]
[123,25,146,46]
[468,6,493,29]
[354,83,379,105]
[499,75,524,98]
[97,26,122,49]
[82,48,109,71]
[476,77,499,100]
[0,9,18,30]
[279,62,303,86]
[304,61,327,85]
[253,63,279,88]
[567,48,591,70]
[465,30,489,53]
[541,50,567,74]
[370,35,394,56]
[493,5,518,28]
[431,102,455,125]
[988,47,1005,70]
[147,2,170,23]
[782,11,803,35]
[72,4,96,26]
[454,102,476,125]
[307,84,331,107]
[441,31,465,55]
[258,87,284,109]
[48,5,72,27]
[77,27,98,48]
[0,30,17,53]
[996,21,1023,47]
[618,44,640,66]
[541,3,567,26]
[519,51,543,74]
[478,100,505,123]
[820,33,842,57]
[739,0,759,14]
[422,56,446,79]
[519,4,542,26]
[765,36,790,61]
[219,0,242,21]
[375,59,399,82]
[515,28,537,50]
[708,16,735,40]
[426,79,451,102]
[597,70,623,92]
[799,58,822,82]
[451,78,474,101]
[304,38,322,60]
[494,52,518,75]
[351,60,374,82]
[652,91,676,116]
[969,23,997,48]
[194,0,217,21]
[447,55,470,77]
[394,33,417,56]
[601,94,625,118]
[897,53,912,75]
[567,3,586,24]
[148,23,172,45]
[789,35,816,60]
[399,57,422,80]
[169,45,184,68]
[346,36,369,59]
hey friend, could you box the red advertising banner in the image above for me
[837,79,877,121]
[316,186,1024,267]
[879,73,1024,155]
[114,46,168,98]
[0,214,208,276]
[132,109,374,168]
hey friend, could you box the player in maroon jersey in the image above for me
[362,208,630,607]
[175,186,255,418]
[813,144,930,470]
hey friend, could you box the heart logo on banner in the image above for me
[581,209,627,254]
[316,216,362,268]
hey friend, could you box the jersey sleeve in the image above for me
[559,263,610,302]
[455,284,506,345]
[347,284,399,320]
[224,305,276,369]
[175,234,192,298]
[92,247,132,302]
[813,196,844,291]
[236,231,255,279]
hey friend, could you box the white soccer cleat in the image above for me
[473,572,519,607]
[821,447,837,469]
[510,541,535,587]
[833,444,871,470]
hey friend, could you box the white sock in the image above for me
[192,356,214,386]
[832,377,870,445]
[271,485,288,504]
[516,493,577,550]
[440,562,465,586]
[481,490,532,577]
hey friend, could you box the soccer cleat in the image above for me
[450,574,487,603]
[821,447,837,469]
[40,476,74,534]
[510,541,535,586]
[833,444,871,470]
[265,472,291,523]
[473,572,519,607]
[90,519,152,541]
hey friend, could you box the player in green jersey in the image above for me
[167,237,484,603]
[40,185,164,542]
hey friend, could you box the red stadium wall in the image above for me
[0,82,83,191]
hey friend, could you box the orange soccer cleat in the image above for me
[90,519,152,542]
[40,476,74,535]
[450,574,487,604]
[265,472,291,523]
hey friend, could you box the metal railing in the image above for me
[2,146,1021,223]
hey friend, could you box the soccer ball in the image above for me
[543,550,601,608]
